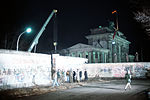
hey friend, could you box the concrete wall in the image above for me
[0,49,149,90]
[0,50,88,89]
[52,54,88,81]
[83,62,150,78]
[0,50,52,89]
[56,55,88,71]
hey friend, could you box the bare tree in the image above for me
[134,9,150,37]
[130,0,150,38]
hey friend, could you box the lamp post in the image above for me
[53,42,57,53]
[16,28,32,51]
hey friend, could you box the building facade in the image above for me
[59,22,134,63]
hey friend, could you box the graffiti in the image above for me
[3,69,6,75]
[94,67,113,77]
[104,69,107,72]
[0,78,3,84]
[113,67,126,77]
[1,69,12,75]
[85,63,150,78]
[113,72,125,77]
[7,69,11,75]
[99,68,112,73]
[16,73,25,82]
[134,66,143,72]
[0,51,53,90]
[134,65,145,77]
[108,68,112,73]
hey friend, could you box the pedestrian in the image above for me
[73,71,76,82]
[84,69,88,81]
[57,69,61,85]
[79,71,82,82]
[69,68,73,83]
[126,53,129,62]
[135,52,139,62]
[66,70,70,82]
[52,68,59,87]
[125,70,132,90]
[76,69,80,83]
[61,69,65,84]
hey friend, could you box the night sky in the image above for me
[0,0,150,61]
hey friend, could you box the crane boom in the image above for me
[28,9,57,52]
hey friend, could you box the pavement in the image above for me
[0,79,150,100]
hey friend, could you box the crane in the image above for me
[27,9,57,52]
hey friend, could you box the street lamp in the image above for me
[112,41,115,45]
[16,28,32,51]
[26,28,32,33]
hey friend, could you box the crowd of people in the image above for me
[52,68,88,87]
[52,67,132,91]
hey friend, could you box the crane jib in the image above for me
[27,10,57,52]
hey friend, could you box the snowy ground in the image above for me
[0,79,150,100]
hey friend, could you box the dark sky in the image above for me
[0,0,149,61]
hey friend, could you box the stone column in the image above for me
[108,41,112,63]
[118,45,121,62]
[93,52,95,63]
[82,52,85,58]
[80,52,82,58]
[88,52,91,63]
[112,43,117,63]
[113,53,117,63]
[100,52,102,63]
[95,52,98,63]
[77,52,80,57]
[106,53,108,63]
[85,52,88,59]
[104,53,107,63]
[75,51,78,57]
[97,52,100,63]
[101,52,104,63]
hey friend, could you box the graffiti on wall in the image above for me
[134,65,146,77]
[85,63,150,78]
[113,67,126,77]
[0,65,51,87]
[16,73,25,82]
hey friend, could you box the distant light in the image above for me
[54,9,57,13]
[26,28,32,33]
[112,10,117,14]
[99,26,102,28]
[112,41,115,44]
[53,42,57,46]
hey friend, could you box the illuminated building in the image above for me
[60,22,134,63]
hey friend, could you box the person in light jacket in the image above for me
[125,70,132,90]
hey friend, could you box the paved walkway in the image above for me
[1,79,150,100]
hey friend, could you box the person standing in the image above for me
[125,70,132,90]
[84,69,88,81]
[57,69,61,85]
[73,71,76,82]
[66,70,70,82]
[79,71,82,82]
[69,68,73,83]
[135,52,139,62]
[126,53,129,62]
[76,69,79,83]
[61,69,65,84]
[52,68,59,87]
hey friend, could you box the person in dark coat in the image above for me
[73,71,76,82]
[84,69,88,81]
[79,71,82,82]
